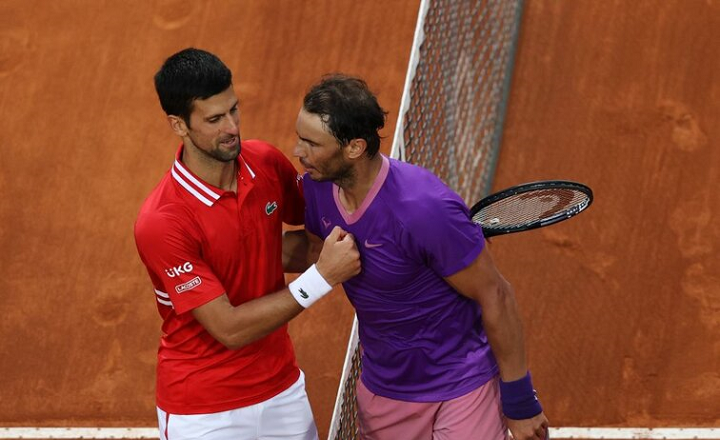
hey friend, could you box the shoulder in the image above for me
[242,139,298,179]
[301,172,333,197]
[385,159,461,213]
[242,139,289,165]
[135,198,196,248]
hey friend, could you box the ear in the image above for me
[345,138,368,160]
[167,115,189,137]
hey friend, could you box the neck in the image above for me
[337,154,383,212]
[181,144,238,191]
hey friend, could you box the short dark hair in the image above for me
[303,74,387,158]
[154,48,232,124]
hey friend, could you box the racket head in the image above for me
[470,180,593,237]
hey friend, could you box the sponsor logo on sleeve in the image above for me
[165,262,193,278]
[175,276,201,294]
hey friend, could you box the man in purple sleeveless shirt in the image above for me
[289,75,549,440]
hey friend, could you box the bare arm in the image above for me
[192,289,303,350]
[444,247,527,381]
[193,226,360,350]
[445,247,549,440]
[282,229,323,273]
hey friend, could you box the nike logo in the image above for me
[299,288,309,299]
[364,240,383,249]
[321,217,331,229]
[265,201,278,215]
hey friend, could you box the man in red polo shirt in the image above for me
[134,48,360,440]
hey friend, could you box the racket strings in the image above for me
[473,189,588,229]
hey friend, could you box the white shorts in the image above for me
[157,371,318,440]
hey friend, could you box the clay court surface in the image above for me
[0,1,717,439]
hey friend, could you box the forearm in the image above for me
[193,289,304,350]
[195,261,336,350]
[447,249,544,429]
[282,229,320,272]
[223,290,305,348]
[199,226,360,350]
[481,280,528,382]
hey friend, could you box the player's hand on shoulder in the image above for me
[316,226,361,285]
[507,412,549,440]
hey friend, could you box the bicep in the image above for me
[444,247,508,306]
[191,293,234,341]
[135,213,226,314]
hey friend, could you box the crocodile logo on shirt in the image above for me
[265,201,278,215]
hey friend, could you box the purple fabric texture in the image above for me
[303,156,497,402]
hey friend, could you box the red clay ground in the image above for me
[494,0,719,428]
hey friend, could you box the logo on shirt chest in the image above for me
[265,201,278,215]
[364,240,383,249]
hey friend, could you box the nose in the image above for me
[293,140,306,158]
[224,114,240,135]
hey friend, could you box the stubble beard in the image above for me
[329,162,355,188]
[209,142,240,162]
[188,132,241,163]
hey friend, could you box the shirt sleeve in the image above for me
[274,147,305,226]
[301,173,322,238]
[400,187,486,278]
[134,209,226,315]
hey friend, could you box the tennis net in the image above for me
[328,1,524,438]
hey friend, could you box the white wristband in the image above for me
[288,264,333,308]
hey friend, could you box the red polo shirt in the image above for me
[134,139,304,414]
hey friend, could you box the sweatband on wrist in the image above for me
[288,264,332,308]
[499,371,543,420]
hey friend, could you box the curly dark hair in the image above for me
[303,74,388,158]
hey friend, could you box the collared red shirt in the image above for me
[134,139,304,414]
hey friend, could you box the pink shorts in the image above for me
[356,376,509,440]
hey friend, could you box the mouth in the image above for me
[299,160,314,171]
[219,136,239,148]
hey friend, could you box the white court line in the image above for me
[0,427,719,439]
[552,427,720,439]
[0,428,158,439]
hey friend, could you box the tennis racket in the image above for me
[470,180,593,238]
